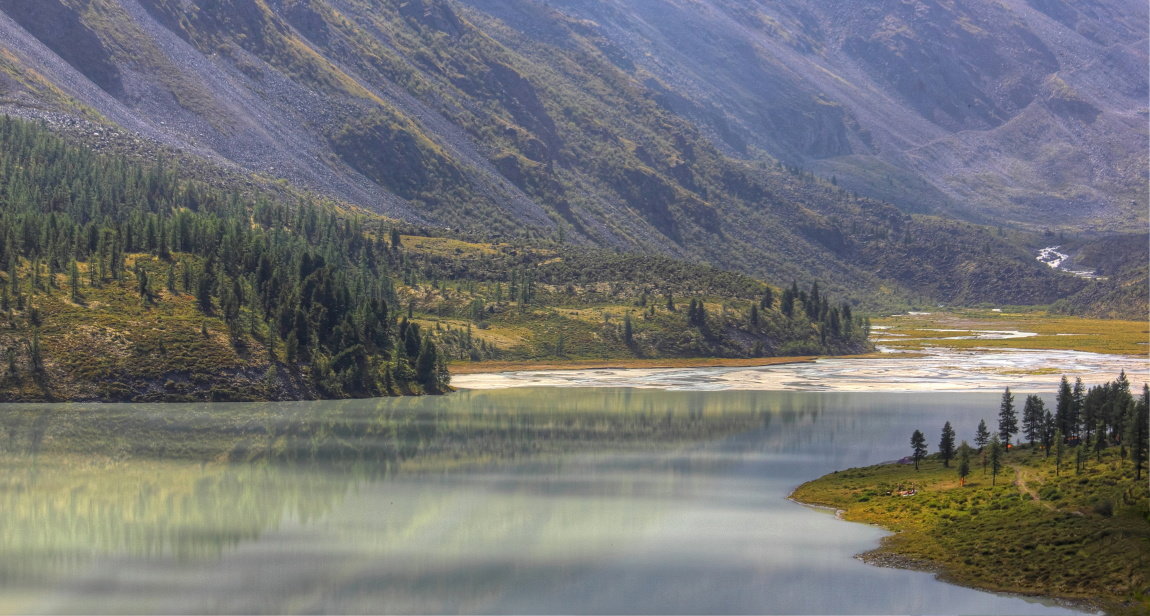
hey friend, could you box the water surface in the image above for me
[1,390,1085,614]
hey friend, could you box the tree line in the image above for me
[0,115,448,396]
[909,372,1149,485]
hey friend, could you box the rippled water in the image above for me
[0,389,1090,614]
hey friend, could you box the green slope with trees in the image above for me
[0,115,445,400]
[0,115,869,401]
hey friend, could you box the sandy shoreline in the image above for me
[448,356,816,375]
[446,353,900,376]
[450,347,1150,392]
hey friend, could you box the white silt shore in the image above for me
[454,346,1149,392]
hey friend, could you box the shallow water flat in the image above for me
[453,347,1148,392]
[0,390,1089,614]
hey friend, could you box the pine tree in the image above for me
[939,421,956,467]
[1055,375,1074,437]
[1124,385,1149,480]
[623,313,634,347]
[998,387,1018,447]
[27,331,43,374]
[136,263,152,304]
[285,331,299,363]
[988,435,1003,486]
[381,364,395,396]
[1054,428,1065,476]
[1041,410,1055,457]
[957,441,972,486]
[197,270,214,314]
[69,260,80,303]
[1072,377,1086,437]
[975,419,990,450]
[415,336,440,393]
[780,283,796,318]
[911,429,927,470]
[1075,429,1089,474]
[1021,394,1046,447]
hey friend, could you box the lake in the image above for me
[0,383,1103,614]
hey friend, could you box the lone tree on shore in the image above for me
[939,421,956,468]
[975,419,990,450]
[911,429,928,470]
[957,441,972,486]
[988,435,1004,486]
[998,387,1017,447]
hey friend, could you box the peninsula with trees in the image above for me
[792,372,1150,614]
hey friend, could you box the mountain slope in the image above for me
[0,0,1112,307]
[500,0,1148,229]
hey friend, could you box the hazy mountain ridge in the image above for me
[512,0,1148,229]
[0,0,1133,308]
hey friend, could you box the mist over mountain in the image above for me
[0,0,1142,306]
[516,0,1147,230]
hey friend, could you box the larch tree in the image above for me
[911,429,928,471]
[975,419,990,451]
[988,435,1003,486]
[1021,394,1046,447]
[939,421,956,468]
[1124,385,1149,480]
[1041,409,1056,457]
[998,387,1017,447]
[957,441,972,486]
[1054,428,1065,477]
[1055,375,1074,437]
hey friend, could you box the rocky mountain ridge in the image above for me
[491,0,1148,229]
[0,0,1140,307]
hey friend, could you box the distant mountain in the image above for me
[479,0,1148,230]
[0,0,1136,307]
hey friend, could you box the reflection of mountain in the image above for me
[0,391,797,585]
[2,391,1041,614]
[0,461,348,584]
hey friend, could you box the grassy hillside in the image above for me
[793,449,1149,614]
[395,235,872,364]
[1051,234,1150,321]
[0,115,869,401]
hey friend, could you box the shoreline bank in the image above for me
[789,453,1147,615]
[446,353,898,375]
